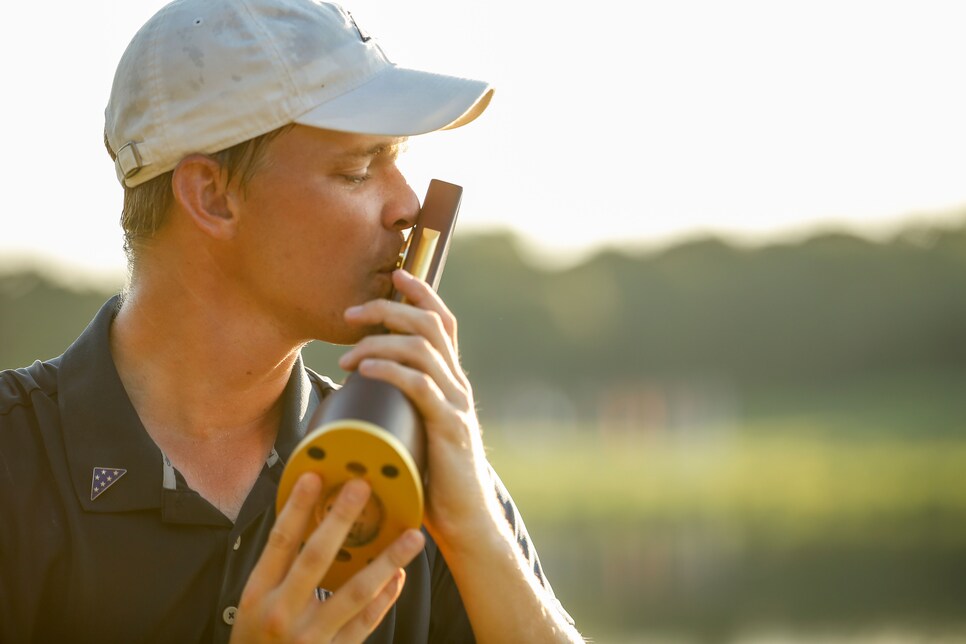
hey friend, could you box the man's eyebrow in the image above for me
[338,139,408,160]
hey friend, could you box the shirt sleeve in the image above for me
[0,364,65,643]
[425,463,575,641]
[488,465,575,626]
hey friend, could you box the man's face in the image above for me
[228,125,419,345]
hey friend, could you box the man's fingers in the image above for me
[345,298,449,343]
[276,478,372,607]
[389,269,457,338]
[345,270,461,360]
[330,570,407,644]
[338,335,465,404]
[316,529,425,640]
[242,472,322,601]
[357,359,462,420]
[235,480,423,642]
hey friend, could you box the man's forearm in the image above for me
[435,505,584,644]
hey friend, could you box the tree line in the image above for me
[4,220,966,430]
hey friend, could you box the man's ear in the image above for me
[171,154,240,240]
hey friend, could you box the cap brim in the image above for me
[293,64,493,137]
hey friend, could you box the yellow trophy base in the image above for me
[277,420,425,590]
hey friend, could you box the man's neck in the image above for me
[109,274,303,520]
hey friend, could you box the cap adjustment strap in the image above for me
[115,141,144,184]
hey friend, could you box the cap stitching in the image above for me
[146,1,176,186]
[237,0,305,118]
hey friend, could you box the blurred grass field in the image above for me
[486,428,966,540]
[484,426,966,643]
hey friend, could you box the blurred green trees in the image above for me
[4,221,966,436]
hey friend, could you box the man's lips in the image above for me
[376,236,408,276]
[376,260,398,274]
[377,245,406,274]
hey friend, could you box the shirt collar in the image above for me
[59,296,320,514]
[275,349,321,465]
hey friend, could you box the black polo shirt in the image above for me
[0,297,559,643]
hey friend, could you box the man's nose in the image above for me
[382,166,420,232]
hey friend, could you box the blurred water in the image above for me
[532,521,966,644]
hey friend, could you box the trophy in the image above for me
[276,179,462,590]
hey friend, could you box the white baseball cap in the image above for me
[105,0,494,187]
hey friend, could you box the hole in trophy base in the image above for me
[315,482,385,547]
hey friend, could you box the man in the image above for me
[0,0,581,642]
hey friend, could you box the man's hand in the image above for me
[339,269,499,543]
[339,269,584,643]
[231,473,425,643]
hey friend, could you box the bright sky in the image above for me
[4,0,966,285]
